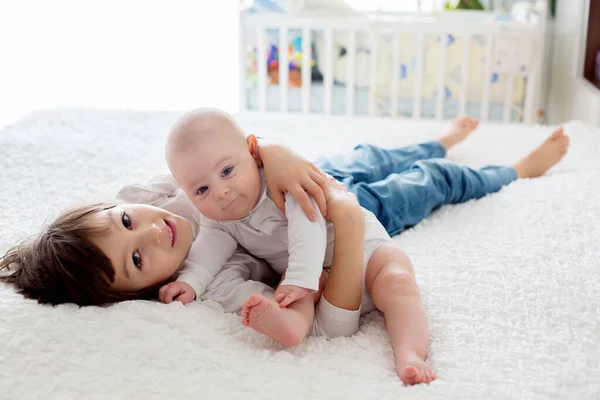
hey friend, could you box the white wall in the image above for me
[0,0,240,129]
[547,0,600,127]
[3,0,596,129]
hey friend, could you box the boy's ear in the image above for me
[247,134,261,166]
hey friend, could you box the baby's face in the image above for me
[171,133,262,221]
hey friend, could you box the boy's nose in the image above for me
[143,223,162,245]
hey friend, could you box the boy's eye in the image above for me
[222,166,234,177]
[197,186,208,195]
[132,251,142,269]
[121,213,132,229]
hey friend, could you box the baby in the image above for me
[162,108,435,383]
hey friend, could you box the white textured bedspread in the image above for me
[1,109,599,399]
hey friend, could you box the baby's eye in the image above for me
[132,251,142,269]
[121,213,132,229]
[197,186,208,195]
[222,167,233,177]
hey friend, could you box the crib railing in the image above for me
[240,10,546,124]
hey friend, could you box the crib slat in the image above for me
[459,34,471,116]
[435,33,448,120]
[279,27,289,113]
[368,29,378,117]
[524,74,537,124]
[481,33,493,122]
[301,27,311,114]
[503,75,514,123]
[324,28,333,115]
[391,31,400,118]
[413,33,424,119]
[239,18,247,111]
[346,29,356,116]
[257,27,267,112]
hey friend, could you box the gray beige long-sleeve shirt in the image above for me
[116,175,278,313]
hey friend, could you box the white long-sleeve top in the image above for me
[176,171,328,298]
[118,172,391,304]
[116,175,278,313]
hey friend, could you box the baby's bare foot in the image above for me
[242,294,305,347]
[439,116,480,150]
[396,350,437,385]
[514,126,570,178]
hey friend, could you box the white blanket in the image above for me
[1,109,599,399]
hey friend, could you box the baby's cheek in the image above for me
[193,199,209,215]
[244,178,261,201]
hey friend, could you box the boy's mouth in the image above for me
[164,219,176,247]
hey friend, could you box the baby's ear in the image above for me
[247,134,261,166]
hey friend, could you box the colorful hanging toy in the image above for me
[266,37,317,87]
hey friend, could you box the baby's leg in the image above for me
[241,273,326,347]
[365,243,436,385]
[242,294,315,346]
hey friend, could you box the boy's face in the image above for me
[170,133,263,221]
[91,204,194,293]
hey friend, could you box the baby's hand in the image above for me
[158,281,196,304]
[274,285,309,308]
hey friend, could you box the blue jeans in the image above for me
[315,141,518,236]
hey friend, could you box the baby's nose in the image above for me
[214,186,230,200]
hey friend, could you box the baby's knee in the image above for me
[376,265,418,296]
[367,243,414,281]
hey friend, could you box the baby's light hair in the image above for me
[165,108,247,168]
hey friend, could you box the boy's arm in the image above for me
[257,140,328,222]
[201,250,276,313]
[174,225,238,299]
[279,192,327,293]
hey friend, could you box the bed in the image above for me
[1,108,599,399]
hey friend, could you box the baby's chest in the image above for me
[228,218,289,258]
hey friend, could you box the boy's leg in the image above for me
[354,126,570,236]
[365,243,435,385]
[315,142,445,186]
[314,116,479,185]
[354,160,518,236]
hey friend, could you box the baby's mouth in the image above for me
[222,197,239,211]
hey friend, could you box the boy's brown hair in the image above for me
[0,202,156,306]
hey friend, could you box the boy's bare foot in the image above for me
[439,116,480,150]
[514,126,570,178]
[396,349,437,385]
[241,294,305,347]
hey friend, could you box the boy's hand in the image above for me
[158,281,196,304]
[274,285,309,308]
[258,143,328,221]
[323,174,361,223]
